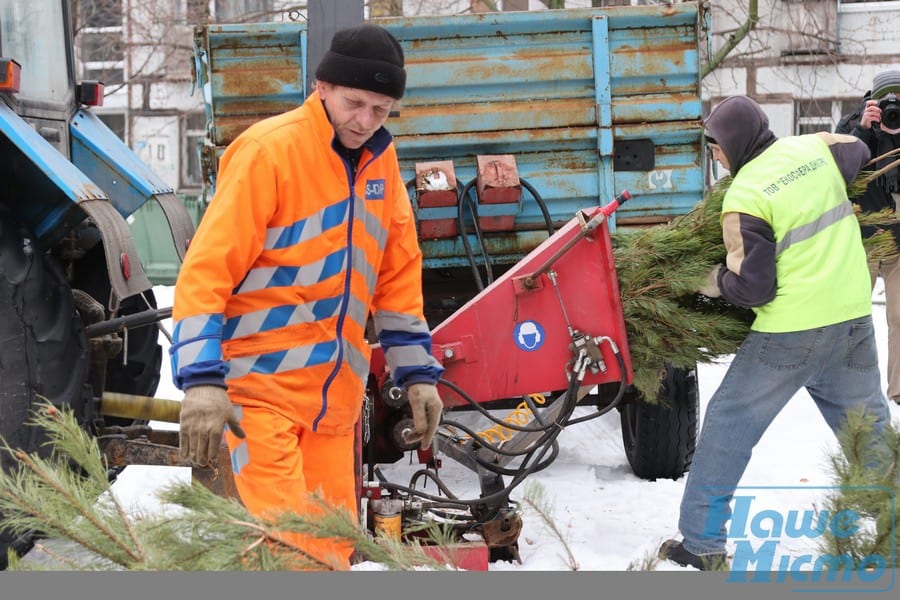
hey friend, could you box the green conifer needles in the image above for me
[0,401,450,571]
[613,176,752,399]
[818,408,900,568]
[614,170,900,401]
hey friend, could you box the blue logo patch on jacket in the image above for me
[365,179,386,200]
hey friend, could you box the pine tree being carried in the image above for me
[616,154,900,401]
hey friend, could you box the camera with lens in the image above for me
[878,93,900,130]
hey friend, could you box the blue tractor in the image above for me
[0,0,194,564]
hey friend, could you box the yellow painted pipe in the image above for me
[100,392,182,423]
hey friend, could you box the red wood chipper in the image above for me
[360,192,634,568]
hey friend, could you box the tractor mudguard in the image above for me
[70,110,194,261]
[0,102,152,302]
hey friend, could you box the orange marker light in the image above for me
[0,58,22,94]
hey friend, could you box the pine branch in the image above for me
[0,400,458,571]
[0,404,148,567]
[817,409,900,567]
[613,176,753,398]
[11,450,142,562]
[615,171,900,400]
[863,146,900,169]
[521,481,579,570]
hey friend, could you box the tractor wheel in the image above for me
[0,210,91,569]
[71,241,162,426]
[101,288,162,425]
[618,365,699,481]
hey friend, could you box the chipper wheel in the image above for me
[618,365,699,481]
[0,210,92,569]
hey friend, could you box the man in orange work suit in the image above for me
[170,23,445,569]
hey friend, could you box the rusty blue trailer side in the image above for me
[192,2,707,271]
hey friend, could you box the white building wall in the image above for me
[704,0,900,135]
[132,115,181,186]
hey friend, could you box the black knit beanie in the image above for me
[315,24,406,100]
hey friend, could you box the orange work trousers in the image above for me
[225,405,357,570]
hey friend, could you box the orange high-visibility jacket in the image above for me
[171,91,444,435]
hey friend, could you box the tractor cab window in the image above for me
[0,0,71,102]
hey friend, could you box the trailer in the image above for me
[187,3,708,566]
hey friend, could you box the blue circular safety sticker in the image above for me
[513,320,545,352]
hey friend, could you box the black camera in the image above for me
[878,93,900,130]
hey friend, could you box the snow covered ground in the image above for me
[100,284,900,576]
[18,282,899,600]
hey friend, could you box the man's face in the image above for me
[707,141,731,171]
[316,81,396,149]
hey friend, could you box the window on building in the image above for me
[214,0,274,23]
[97,112,126,140]
[833,98,867,132]
[838,0,900,11]
[78,0,124,85]
[80,31,124,63]
[182,112,207,190]
[796,98,870,135]
[84,65,124,85]
[841,98,864,118]
[795,98,836,135]
[80,0,122,28]
[177,0,209,23]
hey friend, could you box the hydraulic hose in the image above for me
[458,177,493,290]
[519,176,555,236]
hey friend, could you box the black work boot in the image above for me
[658,539,728,571]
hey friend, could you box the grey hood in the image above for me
[704,95,777,175]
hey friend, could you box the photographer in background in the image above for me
[836,69,900,404]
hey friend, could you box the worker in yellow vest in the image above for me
[659,94,892,571]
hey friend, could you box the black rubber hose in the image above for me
[458,177,494,290]
[565,349,629,425]
[519,176,555,236]
[380,365,582,508]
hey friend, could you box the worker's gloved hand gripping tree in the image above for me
[403,383,443,448]
[179,385,246,466]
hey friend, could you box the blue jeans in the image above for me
[678,315,892,555]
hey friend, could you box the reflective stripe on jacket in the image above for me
[171,91,444,434]
[722,134,872,332]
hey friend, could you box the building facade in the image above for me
[77,0,900,201]
[703,0,900,139]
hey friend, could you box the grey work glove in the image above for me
[403,383,444,449]
[179,384,246,467]
[698,264,724,298]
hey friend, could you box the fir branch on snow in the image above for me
[0,400,451,571]
[817,408,899,567]
[0,402,147,568]
[521,482,578,570]
[626,549,660,571]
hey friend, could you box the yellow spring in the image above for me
[470,393,547,446]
